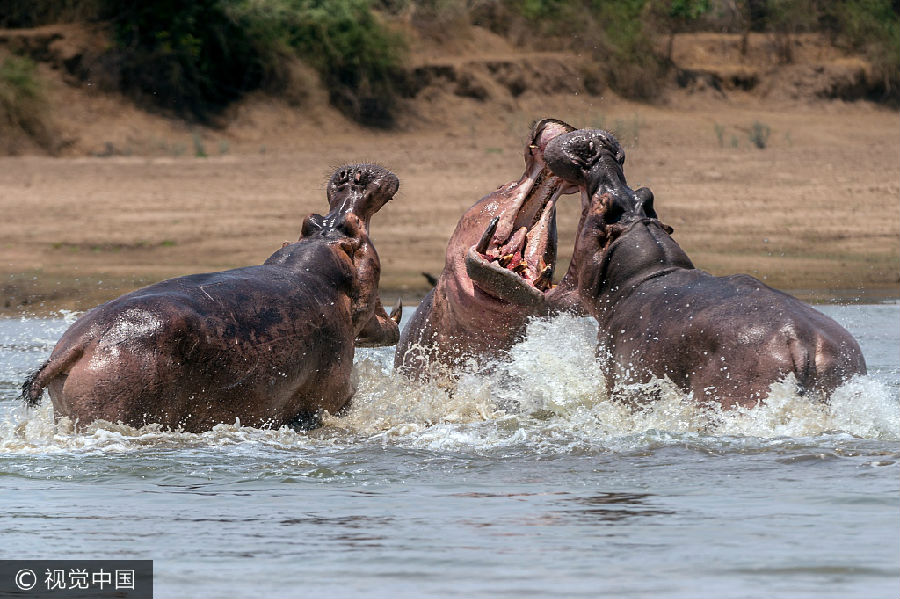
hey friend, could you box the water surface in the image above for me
[1,304,898,598]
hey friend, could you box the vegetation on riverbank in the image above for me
[0,55,57,153]
[0,0,897,131]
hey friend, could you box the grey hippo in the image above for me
[543,129,866,407]
[394,118,587,379]
[21,164,401,430]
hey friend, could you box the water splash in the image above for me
[1,312,897,455]
[0,401,323,455]
[328,313,900,451]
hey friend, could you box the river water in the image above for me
[1,303,898,598]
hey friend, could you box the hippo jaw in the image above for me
[461,120,581,307]
[464,173,568,307]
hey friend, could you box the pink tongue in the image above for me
[499,227,527,257]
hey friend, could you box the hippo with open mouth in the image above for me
[323,163,402,346]
[395,119,585,378]
[21,164,401,431]
[543,129,867,407]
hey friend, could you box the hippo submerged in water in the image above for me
[394,118,588,378]
[543,129,866,407]
[22,164,401,431]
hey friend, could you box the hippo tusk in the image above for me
[389,298,403,324]
[475,216,499,254]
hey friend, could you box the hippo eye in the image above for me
[606,199,626,223]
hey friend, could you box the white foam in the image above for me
[330,313,900,450]
[2,312,898,454]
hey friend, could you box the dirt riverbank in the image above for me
[2,93,898,315]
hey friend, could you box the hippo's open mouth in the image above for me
[465,173,562,308]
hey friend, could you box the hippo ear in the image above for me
[634,187,657,219]
[301,214,326,237]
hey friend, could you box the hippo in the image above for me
[394,118,586,378]
[543,129,867,407]
[322,163,402,346]
[21,164,401,431]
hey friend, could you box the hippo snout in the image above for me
[326,164,400,229]
[328,164,399,199]
[544,129,626,190]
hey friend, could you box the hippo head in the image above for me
[291,165,402,347]
[543,129,665,249]
[462,118,578,308]
[297,211,396,339]
[326,163,400,232]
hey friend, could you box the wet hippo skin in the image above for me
[22,165,402,430]
[395,119,587,379]
[543,129,866,407]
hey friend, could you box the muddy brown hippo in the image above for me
[543,129,866,407]
[21,164,401,431]
[394,119,586,378]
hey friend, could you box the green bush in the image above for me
[591,0,666,99]
[0,0,101,27]
[234,0,407,126]
[0,55,57,152]
[499,0,665,99]
[830,0,900,101]
[101,1,272,120]
[748,120,771,149]
[101,0,405,124]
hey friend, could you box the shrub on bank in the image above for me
[831,0,900,102]
[0,55,57,153]
[103,1,269,120]
[229,0,406,126]
[102,0,405,125]
[0,0,896,124]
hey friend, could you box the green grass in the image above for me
[714,122,725,147]
[192,132,207,158]
[748,120,771,149]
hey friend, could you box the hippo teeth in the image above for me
[473,203,556,294]
[499,227,528,257]
[469,170,567,302]
[465,249,544,308]
[475,216,499,254]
